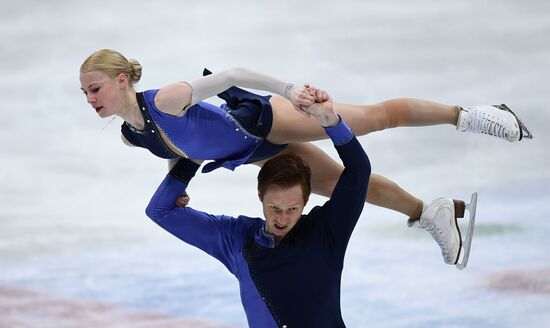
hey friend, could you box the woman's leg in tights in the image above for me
[256,142,424,218]
[265,96,459,217]
[267,95,460,144]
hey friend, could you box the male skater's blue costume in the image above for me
[146,118,371,327]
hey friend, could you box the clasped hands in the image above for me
[176,84,339,207]
[289,85,339,127]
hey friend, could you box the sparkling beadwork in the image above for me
[222,109,262,142]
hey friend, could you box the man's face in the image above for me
[261,184,305,243]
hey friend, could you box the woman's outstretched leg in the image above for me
[268,142,465,266]
[267,95,525,144]
[277,142,423,218]
[268,95,459,144]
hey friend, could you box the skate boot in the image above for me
[456,104,533,142]
[408,193,478,269]
[408,198,465,265]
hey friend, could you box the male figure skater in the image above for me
[145,88,462,326]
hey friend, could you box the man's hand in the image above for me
[176,192,190,207]
[300,86,339,127]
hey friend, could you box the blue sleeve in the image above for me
[323,115,354,146]
[145,159,239,274]
[318,119,371,259]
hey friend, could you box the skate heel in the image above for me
[453,199,466,218]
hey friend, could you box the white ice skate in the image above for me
[457,104,533,142]
[408,193,478,270]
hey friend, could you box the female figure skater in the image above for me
[79,49,531,266]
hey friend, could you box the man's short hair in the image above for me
[257,153,312,204]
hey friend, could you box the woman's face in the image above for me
[79,70,126,118]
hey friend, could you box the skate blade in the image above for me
[455,192,478,270]
[495,104,534,140]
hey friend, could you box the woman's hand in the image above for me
[288,84,316,115]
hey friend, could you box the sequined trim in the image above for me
[136,92,190,158]
[221,106,263,143]
[243,234,284,327]
[258,223,276,248]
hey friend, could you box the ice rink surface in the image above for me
[1,0,549,327]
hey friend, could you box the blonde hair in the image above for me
[80,49,142,86]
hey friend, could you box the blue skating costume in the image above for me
[121,70,287,173]
[145,119,371,327]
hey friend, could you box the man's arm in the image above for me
[320,119,371,248]
[145,159,238,273]
[303,88,371,254]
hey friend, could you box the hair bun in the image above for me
[128,59,142,83]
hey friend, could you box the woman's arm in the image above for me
[154,68,315,116]
[189,68,310,105]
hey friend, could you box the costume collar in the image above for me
[255,223,276,248]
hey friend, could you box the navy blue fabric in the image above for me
[145,119,371,327]
[202,68,288,168]
[204,67,272,139]
[242,136,370,327]
[121,70,288,172]
[169,157,201,184]
[120,92,179,159]
[243,139,288,165]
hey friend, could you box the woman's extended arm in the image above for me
[154,68,315,115]
[189,68,312,105]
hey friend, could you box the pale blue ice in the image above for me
[1,0,549,327]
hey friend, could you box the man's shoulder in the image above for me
[235,215,264,226]
[222,215,265,246]
[222,215,264,233]
[306,205,323,215]
[297,207,324,227]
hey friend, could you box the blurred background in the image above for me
[1,0,548,327]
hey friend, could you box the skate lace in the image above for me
[421,220,451,259]
[469,108,509,139]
